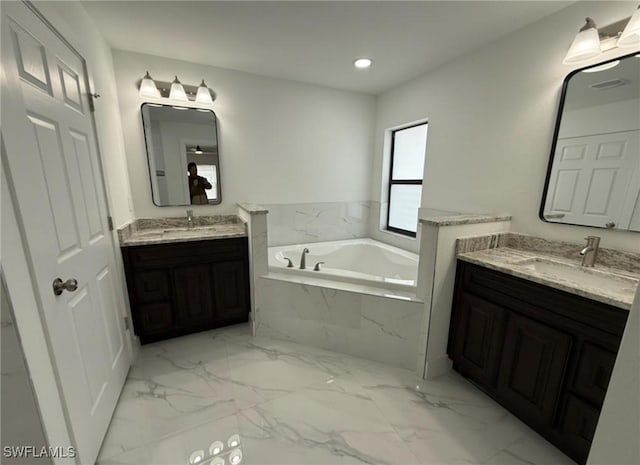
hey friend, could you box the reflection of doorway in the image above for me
[184,141,220,204]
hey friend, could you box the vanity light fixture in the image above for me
[618,6,640,47]
[195,145,203,154]
[353,57,372,69]
[564,6,640,65]
[169,76,188,102]
[138,73,216,104]
[195,80,214,104]
[563,18,601,65]
[138,71,160,98]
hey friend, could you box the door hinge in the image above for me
[123,316,131,331]
[107,216,114,231]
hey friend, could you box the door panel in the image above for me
[1,3,130,463]
[452,292,506,387]
[175,265,214,328]
[213,261,249,320]
[497,313,572,428]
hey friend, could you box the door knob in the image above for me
[53,278,78,296]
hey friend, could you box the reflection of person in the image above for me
[187,162,212,205]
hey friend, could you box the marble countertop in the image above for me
[418,208,511,226]
[119,216,247,247]
[458,247,639,310]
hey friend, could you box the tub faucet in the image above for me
[579,236,600,267]
[299,248,310,269]
[186,209,194,229]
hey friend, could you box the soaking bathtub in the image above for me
[258,238,423,370]
[268,238,418,293]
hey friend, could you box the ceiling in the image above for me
[82,1,573,94]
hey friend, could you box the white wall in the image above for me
[372,1,639,252]
[112,50,375,218]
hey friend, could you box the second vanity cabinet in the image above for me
[122,237,250,344]
[448,261,628,464]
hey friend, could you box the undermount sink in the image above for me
[514,258,639,296]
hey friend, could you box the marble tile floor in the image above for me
[97,324,574,465]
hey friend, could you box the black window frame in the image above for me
[386,121,427,238]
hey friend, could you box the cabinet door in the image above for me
[174,265,215,329]
[497,312,572,430]
[451,292,507,388]
[212,261,249,322]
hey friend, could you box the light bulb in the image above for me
[169,76,188,102]
[563,18,601,65]
[195,80,214,104]
[618,7,640,48]
[139,71,160,98]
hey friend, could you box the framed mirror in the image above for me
[141,103,221,206]
[540,53,639,232]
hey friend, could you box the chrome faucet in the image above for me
[299,248,310,269]
[186,209,194,229]
[579,236,600,267]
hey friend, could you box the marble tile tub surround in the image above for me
[96,325,574,465]
[118,215,246,246]
[255,277,423,371]
[265,201,372,246]
[457,232,640,309]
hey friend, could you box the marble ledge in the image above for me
[457,247,639,310]
[237,202,269,214]
[418,207,511,227]
[261,272,423,303]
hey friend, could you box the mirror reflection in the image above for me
[141,103,221,206]
[541,53,639,232]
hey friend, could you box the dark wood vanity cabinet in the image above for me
[122,237,250,344]
[448,261,628,465]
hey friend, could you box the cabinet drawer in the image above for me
[129,237,246,269]
[134,270,171,303]
[459,261,627,337]
[571,342,616,407]
[138,302,174,335]
[558,394,599,464]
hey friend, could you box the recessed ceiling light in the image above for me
[353,58,372,69]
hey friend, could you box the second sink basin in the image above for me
[514,258,639,297]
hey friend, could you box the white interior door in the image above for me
[544,130,639,228]
[1,2,130,463]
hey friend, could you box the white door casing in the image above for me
[544,130,640,229]
[1,2,130,464]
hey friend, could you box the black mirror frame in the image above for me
[140,102,222,207]
[539,52,638,228]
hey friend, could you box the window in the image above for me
[194,164,218,202]
[387,122,427,237]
